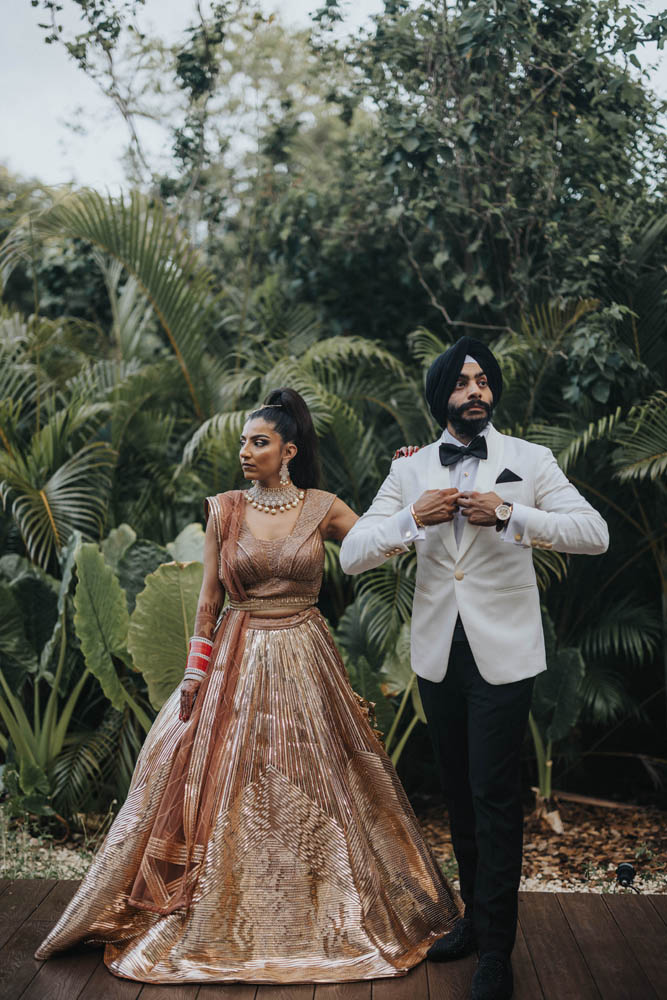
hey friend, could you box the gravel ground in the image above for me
[2,799,665,894]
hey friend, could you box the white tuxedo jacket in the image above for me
[339,424,609,685]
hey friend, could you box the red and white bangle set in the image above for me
[183,635,213,682]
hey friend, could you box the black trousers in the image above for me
[418,632,534,957]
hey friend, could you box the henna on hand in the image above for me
[194,600,222,640]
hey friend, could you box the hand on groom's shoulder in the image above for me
[392,445,421,460]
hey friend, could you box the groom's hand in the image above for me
[413,489,460,525]
[457,491,503,526]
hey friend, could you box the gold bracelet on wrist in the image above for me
[410,503,426,530]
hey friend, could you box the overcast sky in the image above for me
[2,0,665,192]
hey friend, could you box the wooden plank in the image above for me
[512,920,543,1000]
[199,984,257,999]
[518,893,599,1000]
[315,980,372,1000]
[140,984,201,999]
[372,962,428,1000]
[255,987,314,1000]
[0,879,57,919]
[17,944,102,1000]
[0,919,55,1000]
[78,959,142,999]
[559,892,656,1000]
[648,893,667,927]
[0,878,88,1000]
[31,879,81,919]
[0,880,57,949]
[427,952,476,1000]
[604,893,667,1000]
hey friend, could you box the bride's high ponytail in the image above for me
[249,387,321,489]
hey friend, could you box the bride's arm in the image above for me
[321,497,358,542]
[180,516,225,721]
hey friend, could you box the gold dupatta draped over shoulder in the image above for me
[128,491,249,915]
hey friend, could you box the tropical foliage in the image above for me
[0,0,665,825]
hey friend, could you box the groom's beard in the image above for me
[447,399,493,438]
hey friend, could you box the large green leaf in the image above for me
[334,598,383,670]
[343,654,395,737]
[531,613,586,743]
[102,523,137,571]
[0,581,38,689]
[117,539,170,613]
[127,561,202,709]
[381,622,413,695]
[166,523,205,563]
[0,556,58,662]
[73,543,131,711]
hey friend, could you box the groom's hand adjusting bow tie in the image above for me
[439,435,488,467]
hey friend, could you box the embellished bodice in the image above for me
[209,489,336,604]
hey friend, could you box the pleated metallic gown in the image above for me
[35,489,459,983]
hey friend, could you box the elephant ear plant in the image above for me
[0,523,205,826]
[529,610,586,834]
[0,533,85,821]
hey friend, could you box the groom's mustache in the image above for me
[454,400,492,417]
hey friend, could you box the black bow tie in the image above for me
[439,435,488,467]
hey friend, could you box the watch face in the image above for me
[495,503,511,521]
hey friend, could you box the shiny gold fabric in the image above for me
[35,489,460,983]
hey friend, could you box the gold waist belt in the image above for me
[228,596,317,612]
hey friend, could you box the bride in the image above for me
[35,387,459,983]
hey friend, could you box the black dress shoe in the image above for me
[471,952,513,1000]
[427,917,477,961]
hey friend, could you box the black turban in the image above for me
[425,336,503,428]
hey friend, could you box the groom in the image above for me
[340,336,608,1000]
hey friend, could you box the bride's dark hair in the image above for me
[248,387,321,489]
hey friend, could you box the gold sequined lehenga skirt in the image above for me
[35,608,459,984]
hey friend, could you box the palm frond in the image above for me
[613,392,667,482]
[354,554,416,652]
[407,327,451,368]
[181,409,248,467]
[532,548,567,592]
[519,299,600,350]
[1,189,220,419]
[527,409,623,472]
[303,335,406,378]
[579,595,661,664]
[52,723,116,816]
[579,663,641,727]
[93,251,155,360]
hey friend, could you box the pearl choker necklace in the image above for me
[244,482,305,515]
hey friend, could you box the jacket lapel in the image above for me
[456,425,505,562]
[426,441,458,562]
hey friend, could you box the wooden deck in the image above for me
[1,880,666,999]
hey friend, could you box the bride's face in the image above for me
[239,418,296,485]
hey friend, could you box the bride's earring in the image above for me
[280,459,291,486]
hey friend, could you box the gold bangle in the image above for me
[410,503,426,529]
